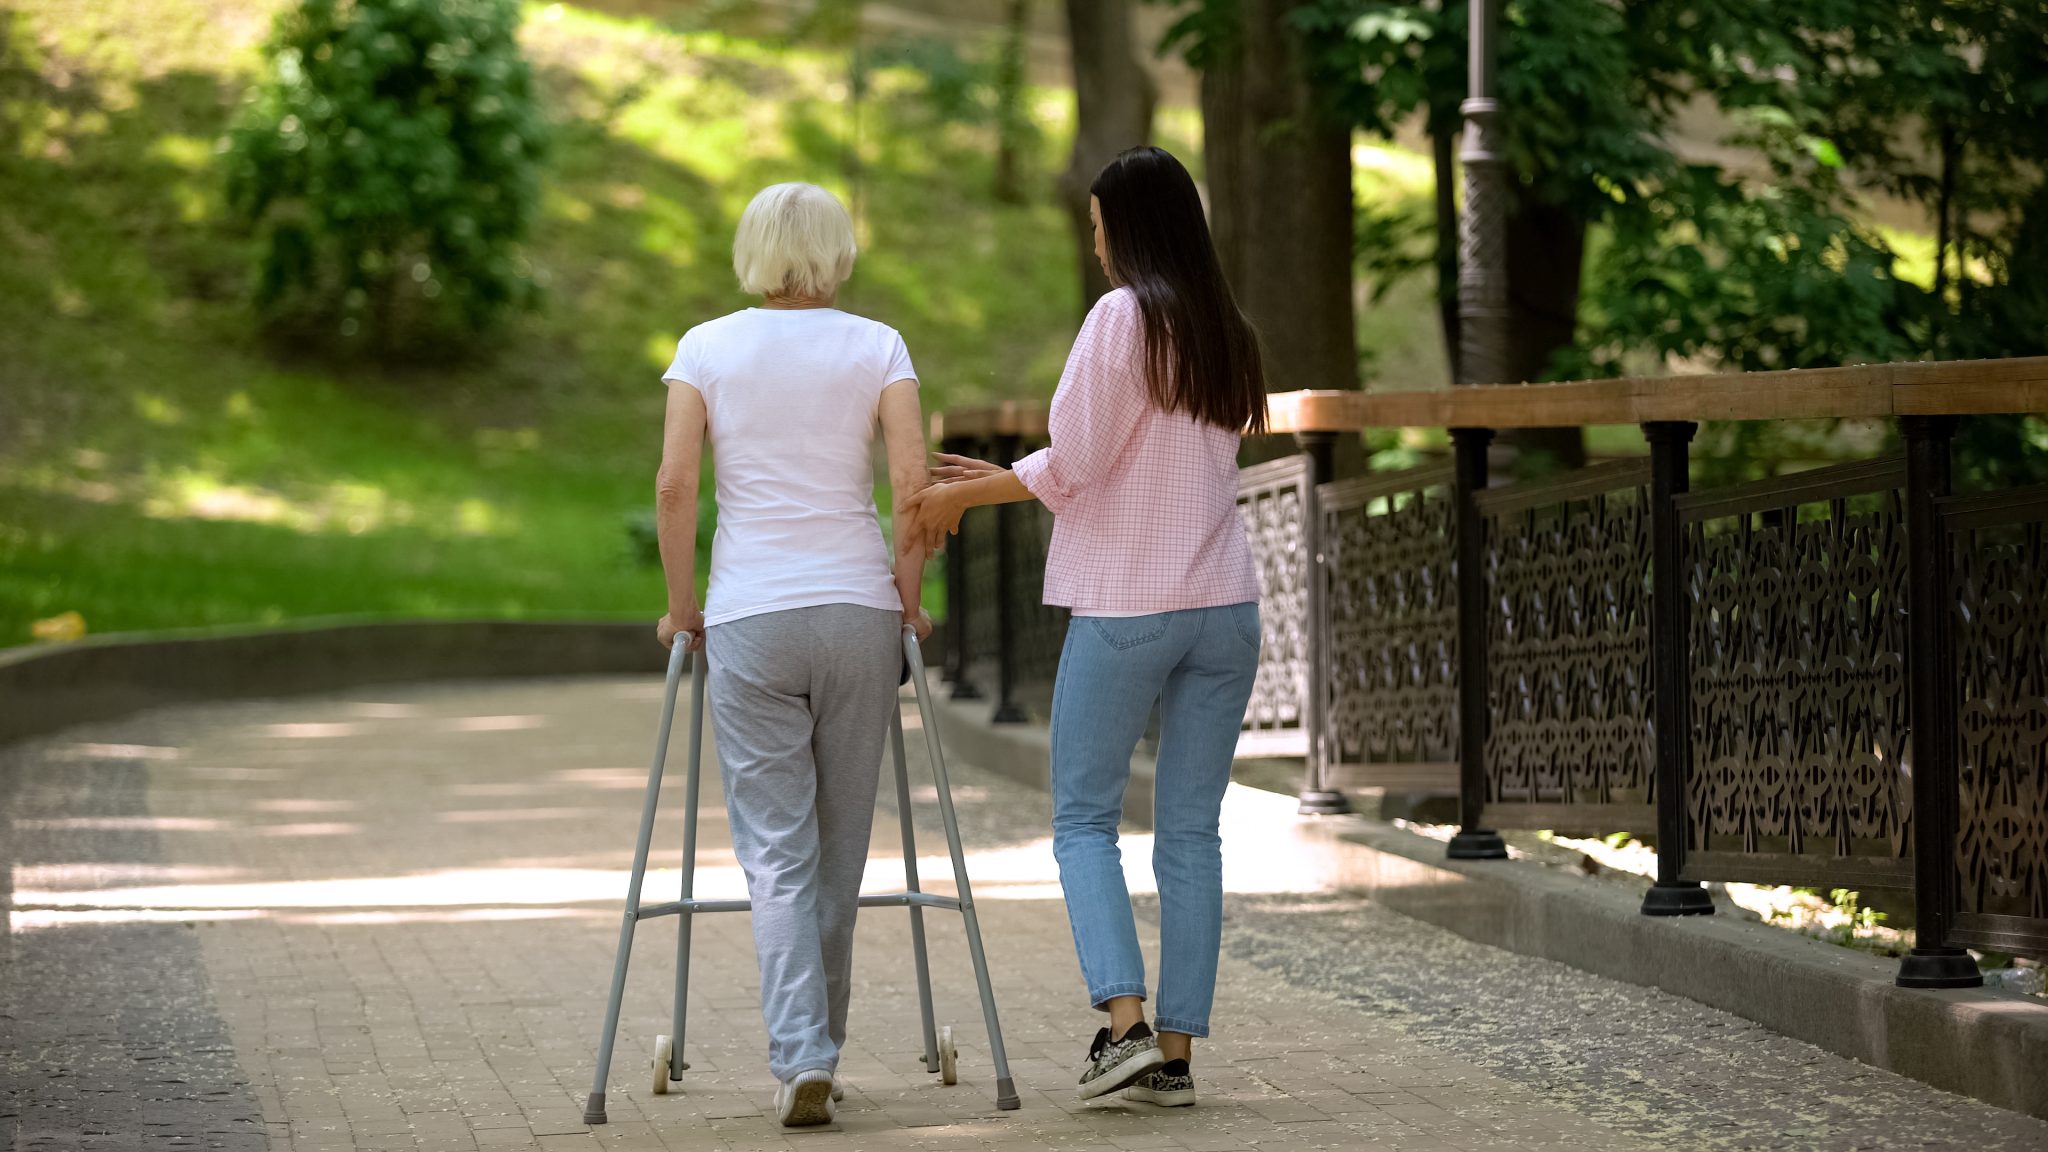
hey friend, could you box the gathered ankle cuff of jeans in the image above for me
[1153,1015,1209,1038]
[1087,982,1148,1011]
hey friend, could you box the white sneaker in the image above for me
[831,1076,845,1102]
[775,1068,835,1127]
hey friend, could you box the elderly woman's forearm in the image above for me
[893,543,923,619]
[654,471,699,611]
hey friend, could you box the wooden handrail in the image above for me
[930,355,2048,439]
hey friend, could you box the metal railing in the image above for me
[931,356,2048,984]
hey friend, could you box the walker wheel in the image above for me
[938,1025,957,1086]
[652,1034,675,1095]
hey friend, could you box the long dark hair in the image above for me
[1090,146,1267,434]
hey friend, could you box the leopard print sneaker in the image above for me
[1125,1058,1195,1107]
[1078,1021,1165,1101]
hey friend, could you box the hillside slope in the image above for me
[0,0,1100,643]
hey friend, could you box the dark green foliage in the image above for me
[1287,0,1906,380]
[1562,167,1911,378]
[1171,0,2048,484]
[224,0,547,354]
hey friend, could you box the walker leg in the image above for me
[903,633,1020,1111]
[668,653,708,1080]
[585,643,691,1126]
[890,710,942,1074]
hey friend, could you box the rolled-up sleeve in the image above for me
[1012,291,1148,515]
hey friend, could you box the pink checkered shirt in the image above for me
[1011,288,1260,614]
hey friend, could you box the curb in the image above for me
[0,617,664,748]
[927,691,2048,1121]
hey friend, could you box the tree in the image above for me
[1294,0,1675,468]
[1059,0,1155,313]
[993,0,1032,204]
[1604,0,2048,484]
[1164,0,2044,482]
[225,0,546,356]
[1172,0,1359,392]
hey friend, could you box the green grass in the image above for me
[0,0,1103,644]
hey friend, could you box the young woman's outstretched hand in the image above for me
[930,452,1002,483]
[902,453,996,553]
[901,482,968,556]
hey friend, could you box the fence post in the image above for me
[1295,430,1348,815]
[941,433,982,700]
[1447,427,1506,859]
[990,432,1027,724]
[1897,414,1982,987]
[1640,421,1713,915]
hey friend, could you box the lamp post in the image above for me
[1445,0,1510,861]
[1457,0,1509,389]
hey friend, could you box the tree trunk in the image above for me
[1201,0,1358,393]
[993,0,1029,204]
[1932,122,1957,355]
[1498,185,1587,471]
[1058,0,1153,314]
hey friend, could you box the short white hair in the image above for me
[732,183,857,298]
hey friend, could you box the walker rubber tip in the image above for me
[996,1077,1020,1110]
[582,1093,607,1125]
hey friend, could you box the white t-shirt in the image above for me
[663,307,917,628]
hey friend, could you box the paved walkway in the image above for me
[5,676,2047,1152]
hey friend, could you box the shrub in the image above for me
[224,0,547,355]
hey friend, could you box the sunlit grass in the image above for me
[0,0,1088,643]
[1354,139,1436,194]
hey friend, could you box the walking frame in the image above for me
[583,627,1021,1125]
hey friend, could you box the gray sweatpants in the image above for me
[703,603,902,1080]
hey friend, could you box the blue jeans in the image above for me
[1049,602,1260,1038]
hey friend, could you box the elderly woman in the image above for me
[653,182,930,1127]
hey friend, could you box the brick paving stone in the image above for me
[4,677,2048,1151]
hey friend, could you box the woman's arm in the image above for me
[878,378,934,638]
[654,382,708,651]
[903,295,1144,552]
[1008,293,1147,515]
[902,469,1033,555]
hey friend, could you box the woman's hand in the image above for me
[902,483,969,555]
[904,607,934,642]
[930,452,1002,484]
[656,606,705,652]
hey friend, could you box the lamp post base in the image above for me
[1446,829,1508,860]
[1296,790,1350,816]
[1896,947,1983,989]
[1640,882,1714,916]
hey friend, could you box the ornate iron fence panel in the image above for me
[1317,464,1459,791]
[1237,456,1314,757]
[960,503,999,670]
[1678,459,1913,889]
[1945,487,2048,957]
[1477,461,1655,833]
[1005,497,1069,699]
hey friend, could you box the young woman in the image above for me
[654,182,931,1127]
[904,146,1265,1108]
